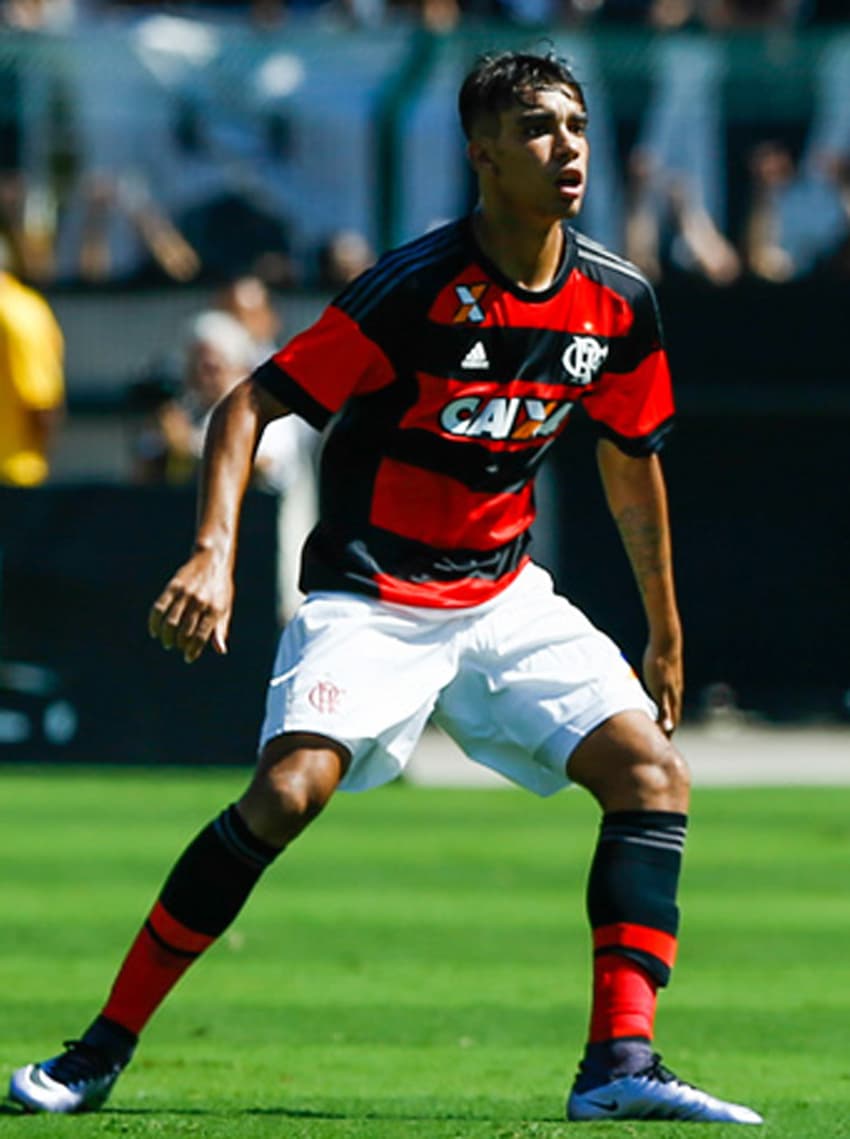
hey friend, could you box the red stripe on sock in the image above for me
[589,953,658,1043]
[593,922,678,969]
[100,906,216,1036]
[148,901,216,955]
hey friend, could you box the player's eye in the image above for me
[521,118,550,138]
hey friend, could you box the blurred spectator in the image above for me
[622,38,741,285]
[623,150,662,281]
[738,33,850,284]
[766,149,850,280]
[386,0,460,27]
[1,0,74,28]
[665,177,741,284]
[784,35,850,278]
[613,0,814,288]
[214,274,282,359]
[132,309,287,486]
[624,149,741,285]
[0,173,58,285]
[0,237,65,487]
[701,0,803,27]
[132,303,315,619]
[316,229,376,291]
[67,172,201,286]
[644,0,700,29]
[742,141,796,280]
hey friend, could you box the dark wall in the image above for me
[0,486,280,764]
[657,277,850,391]
[548,410,850,722]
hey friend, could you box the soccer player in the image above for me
[9,51,762,1123]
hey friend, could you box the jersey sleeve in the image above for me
[252,303,395,430]
[580,280,674,456]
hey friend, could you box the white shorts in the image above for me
[259,562,656,797]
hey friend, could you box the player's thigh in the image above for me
[259,592,459,788]
[436,568,655,795]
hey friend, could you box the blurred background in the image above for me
[0,0,847,767]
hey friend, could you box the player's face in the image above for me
[474,85,590,223]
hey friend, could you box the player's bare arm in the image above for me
[148,378,290,664]
[596,437,683,734]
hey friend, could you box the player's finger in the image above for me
[183,611,218,664]
[149,582,190,642]
[148,587,176,639]
[211,615,230,655]
[658,691,676,736]
[155,591,191,651]
[175,598,209,654]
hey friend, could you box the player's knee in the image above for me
[632,736,690,804]
[262,761,332,823]
[571,718,690,811]
[240,741,344,845]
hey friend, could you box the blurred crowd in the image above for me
[0,0,848,294]
[0,5,848,507]
[0,0,845,31]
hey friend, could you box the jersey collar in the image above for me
[464,215,576,302]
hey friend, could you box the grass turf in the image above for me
[1,764,849,1137]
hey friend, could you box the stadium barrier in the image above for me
[0,485,279,765]
[550,410,850,725]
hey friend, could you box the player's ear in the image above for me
[467,138,497,176]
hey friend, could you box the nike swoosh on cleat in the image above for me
[587,1098,620,1112]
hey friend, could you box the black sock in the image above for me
[587,810,687,987]
[81,1016,138,1066]
[159,803,281,936]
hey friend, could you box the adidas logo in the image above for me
[461,340,489,370]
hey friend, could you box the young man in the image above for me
[9,52,762,1123]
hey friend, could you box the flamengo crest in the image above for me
[562,335,609,385]
[308,679,345,714]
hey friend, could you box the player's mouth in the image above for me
[555,169,584,199]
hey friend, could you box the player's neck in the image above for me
[472,208,565,292]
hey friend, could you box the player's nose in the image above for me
[553,124,579,160]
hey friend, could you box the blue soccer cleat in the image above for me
[9,1039,129,1114]
[567,1053,763,1123]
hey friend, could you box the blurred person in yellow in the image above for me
[0,238,65,486]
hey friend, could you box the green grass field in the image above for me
[1,766,849,1137]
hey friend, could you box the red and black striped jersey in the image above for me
[254,217,674,609]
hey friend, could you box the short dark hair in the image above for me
[458,50,586,140]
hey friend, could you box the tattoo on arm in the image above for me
[613,504,669,592]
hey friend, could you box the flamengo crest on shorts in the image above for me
[254,219,675,608]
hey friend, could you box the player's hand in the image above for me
[642,635,683,737]
[148,548,234,664]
